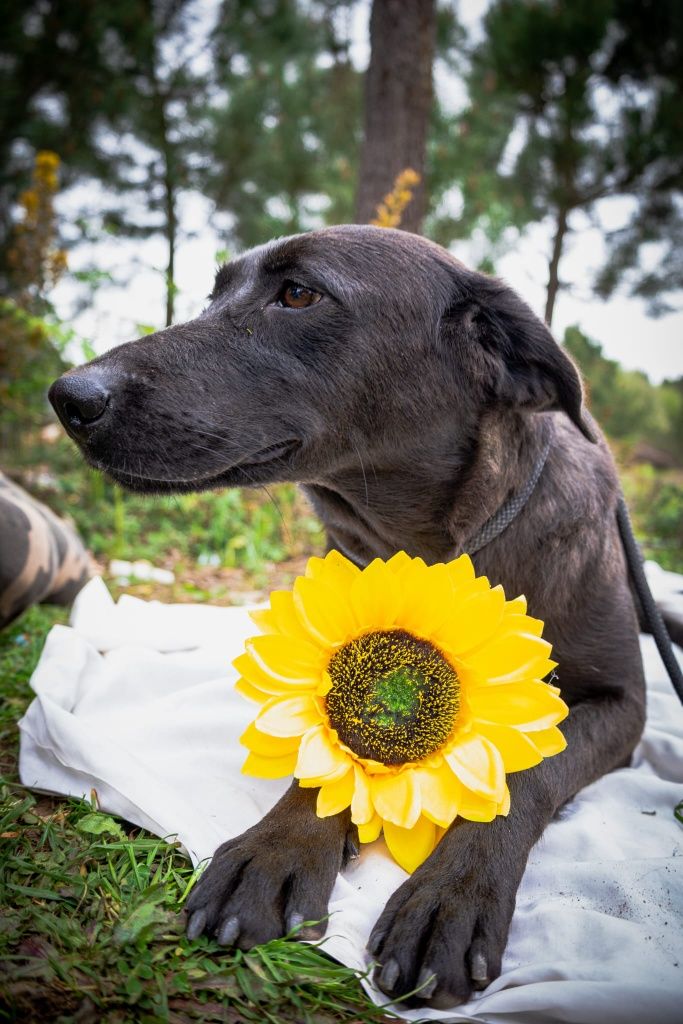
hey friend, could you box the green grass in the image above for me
[0,608,396,1023]
[6,438,325,575]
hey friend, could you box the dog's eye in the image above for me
[278,282,322,309]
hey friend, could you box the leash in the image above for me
[617,495,683,703]
[466,422,683,704]
[466,427,553,555]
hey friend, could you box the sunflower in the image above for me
[236,550,568,873]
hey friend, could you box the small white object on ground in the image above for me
[18,575,683,1024]
[108,559,175,585]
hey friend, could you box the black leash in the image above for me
[617,494,683,704]
[467,427,553,554]
[464,420,683,704]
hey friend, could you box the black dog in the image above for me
[49,225,645,1009]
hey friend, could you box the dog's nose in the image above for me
[49,374,110,438]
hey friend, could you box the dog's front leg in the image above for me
[186,782,357,948]
[369,684,645,1009]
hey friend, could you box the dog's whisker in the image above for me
[352,440,370,508]
[260,483,291,548]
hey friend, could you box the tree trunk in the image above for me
[355,0,436,234]
[545,206,569,327]
[146,7,177,328]
[163,154,177,328]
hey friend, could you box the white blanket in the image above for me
[18,574,683,1024]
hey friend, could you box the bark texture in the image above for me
[544,206,568,327]
[355,0,436,234]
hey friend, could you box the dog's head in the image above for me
[49,225,593,494]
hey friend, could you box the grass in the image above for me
[5,437,325,578]
[0,607,397,1023]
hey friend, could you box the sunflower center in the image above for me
[326,629,460,765]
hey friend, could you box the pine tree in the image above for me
[206,0,362,248]
[0,0,203,323]
[355,0,436,233]
[595,0,683,315]
[456,0,683,325]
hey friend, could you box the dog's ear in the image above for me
[444,272,596,442]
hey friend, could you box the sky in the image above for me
[51,0,682,384]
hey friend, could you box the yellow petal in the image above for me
[498,783,511,816]
[446,553,475,588]
[295,724,349,781]
[397,562,456,638]
[349,558,400,630]
[296,762,351,788]
[235,677,270,704]
[234,651,312,695]
[504,594,527,616]
[316,767,354,817]
[249,607,276,633]
[434,586,506,656]
[269,590,315,643]
[458,787,498,822]
[501,611,544,637]
[240,721,300,756]
[246,634,325,684]
[385,550,412,577]
[464,631,554,684]
[317,670,333,696]
[242,749,298,779]
[351,765,374,825]
[255,695,320,737]
[383,815,437,873]
[414,763,461,828]
[371,771,421,829]
[358,758,392,775]
[293,576,356,648]
[445,735,506,802]
[475,722,543,772]
[358,811,382,843]
[528,725,567,757]
[468,681,568,731]
[306,550,360,589]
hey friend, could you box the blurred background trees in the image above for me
[457,0,683,325]
[0,0,681,585]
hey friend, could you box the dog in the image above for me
[49,225,645,1009]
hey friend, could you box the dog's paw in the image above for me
[368,834,515,1009]
[185,790,357,950]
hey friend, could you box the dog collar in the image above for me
[465,425,553,555]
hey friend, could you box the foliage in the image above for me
[0,2,168,264]
[620,464,683,573]
[595,0,683,314]
[5,151,67,303]
[0,301,65,447]
[0,605,69,779]
[0,612,396,1024]
[206,0,362,246]
[564,324,682,458]
[454,0,683,321]
[370,169,421,228]
[0,150,72,445]
[91,0,209,326]
[7,435,324,583]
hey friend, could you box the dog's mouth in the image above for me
[94,438,302,494]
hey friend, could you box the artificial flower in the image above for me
[237,550,568,873]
